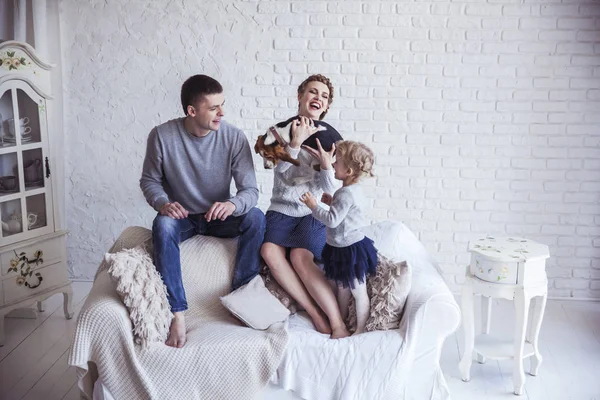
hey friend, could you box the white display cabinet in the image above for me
[0,41,72,346]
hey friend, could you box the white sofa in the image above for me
[70,220,460,400]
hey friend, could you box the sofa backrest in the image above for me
[362,220,451,300]
[104,221,452,313]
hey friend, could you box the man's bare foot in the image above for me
[331,324,351,339]
[351,329,364,337]
[309,311,332,334]
[166,312,186,348]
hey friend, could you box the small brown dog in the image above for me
[254,116,343,169]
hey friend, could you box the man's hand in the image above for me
[290,116,318,149]
[299,192,318,210]
[321,193,333,206]
[302,138,335,170]
[205,201,236,222]
[160,202,189,220]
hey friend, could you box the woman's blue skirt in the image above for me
[264,211,326,260]
[322,237,378,289]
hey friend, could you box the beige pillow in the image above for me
[347,256,412,332]
[105,245,172,347]
[260,264,300,314]
[221,275,290,330]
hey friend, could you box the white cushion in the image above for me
[220,275,290,330]
[362,220,409,261]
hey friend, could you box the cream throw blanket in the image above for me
[69,227,289,400]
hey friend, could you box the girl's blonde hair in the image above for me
[335,140,375,182]
[297,74,334,120]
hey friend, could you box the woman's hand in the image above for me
[299,192,318,210]
[290,116,318,149]
[302,139,335,170]
[321,193,333,206]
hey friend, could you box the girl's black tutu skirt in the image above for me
[322,236,378,289]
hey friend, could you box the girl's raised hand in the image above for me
[321,193,333,206]
[302,139,335,170]
[299,192,318,210]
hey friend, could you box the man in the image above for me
[140,75,265,348]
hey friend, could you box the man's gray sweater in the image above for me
[140,118,258,216]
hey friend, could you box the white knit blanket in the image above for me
[69,227,289,400]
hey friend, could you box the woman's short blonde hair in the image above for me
[335,140,375,182]
[297,74,334,120]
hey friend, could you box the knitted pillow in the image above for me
[347,256,412,333]
[105,245,172,347]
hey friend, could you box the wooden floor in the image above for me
[1,283,599,400]
[1,282,93,400]
[442,297,600,400]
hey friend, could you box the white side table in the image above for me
[458,236,550,396]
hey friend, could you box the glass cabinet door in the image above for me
[0,81,53,246]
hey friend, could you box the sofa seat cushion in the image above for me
[273,312,406,400]
[70,232,289,400]
[270,220,455,400]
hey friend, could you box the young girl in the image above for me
[300,140,377,335]
[261,74,351,339]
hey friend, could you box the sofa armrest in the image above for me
[403,279,460,343]
[363,219,460,340]
[69,271,135,399]
[107,226,152,252]
[401,256,460,369]
[95,226,153,280]
[401,273,460,400]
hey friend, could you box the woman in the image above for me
[261,74,350,339]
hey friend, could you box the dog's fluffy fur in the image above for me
[254,116,343,169]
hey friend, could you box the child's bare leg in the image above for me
[350,280,369,335]
[262,243,331,334]
[290,249,350,339]
[336,285,352,322]
[328,279,338,294]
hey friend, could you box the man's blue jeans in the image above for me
[152,208,266,312]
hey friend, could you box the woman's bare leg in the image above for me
[261,243,331,334]
[290,248,350,339]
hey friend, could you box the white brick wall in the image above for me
[58,0,600,298]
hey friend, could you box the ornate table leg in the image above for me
[459,278,475,382]
[477,295,492,364]
[63,286,74,319]
[513,288,531,395]
[0,314,5,346]
[527,292,547,376]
